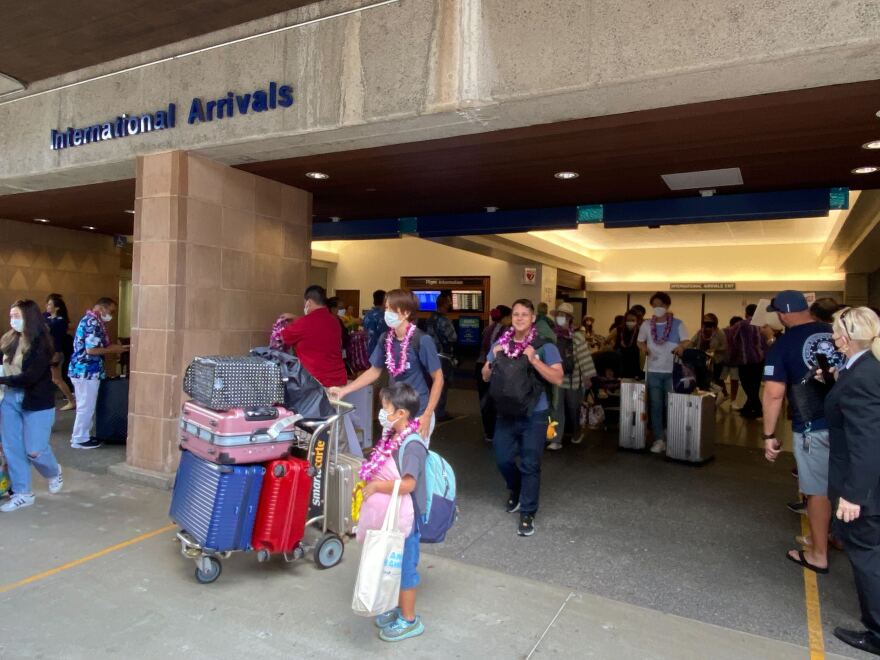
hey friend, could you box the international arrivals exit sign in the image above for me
[670,283,736,290]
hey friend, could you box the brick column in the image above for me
[122,151,311,480]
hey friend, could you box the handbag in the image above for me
[789,371,831,425]
[352,480,406,617]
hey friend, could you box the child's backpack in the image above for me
[400,436,457,543]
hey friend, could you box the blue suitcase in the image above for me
[169,450,265,552]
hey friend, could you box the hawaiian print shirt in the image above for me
[69,311,110,379]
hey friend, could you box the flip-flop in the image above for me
[786,549,829,574]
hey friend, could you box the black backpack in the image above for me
[556,334,576,375]
[250,347,334,419]
[489,338,550,417]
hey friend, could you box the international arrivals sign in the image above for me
[49,81,293,151]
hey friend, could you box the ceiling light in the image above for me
[33,218,49,223]
[124,209,135,214]
[82,225,96,231]
[851,166,879,175]
[863,140,880,150]
[330,216,341,223]
[485,206,499,212]
[554,171,579,180]
[306,172,329,180]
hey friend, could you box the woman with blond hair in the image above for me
[822,307,880,655]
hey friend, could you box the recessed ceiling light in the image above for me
[554,171,579,180]
[862,140,880,150]
[82,225,96,231]
[306,172,329,180]
[852,166,879,175]
[124,209,135,214]
[34,218,49,223]
[330,216,341,223]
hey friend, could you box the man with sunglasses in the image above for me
[762,290,845,575]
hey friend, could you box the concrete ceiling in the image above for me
[0,0,317,85]
[1,81,879,237]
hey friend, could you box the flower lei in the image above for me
[650,313,674,345]
[499,325,537,358]
[358,418,421,482]
[385,323,416,377]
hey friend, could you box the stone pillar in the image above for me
[119,151,311,483]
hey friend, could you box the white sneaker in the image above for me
[547,441,563,451]
[49,468,63,494]
[650,440,667,454]
[1,493,35,512]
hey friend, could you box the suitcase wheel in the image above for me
[256,549,271,563]
[273,463,287,478]
[195,556,222,584]
[314,533,344,570]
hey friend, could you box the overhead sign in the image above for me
[669,283,736,290]
[49,81,294,151]
[522,267,537,285]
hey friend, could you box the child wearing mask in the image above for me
[359,382,428,641]
[331,289,443,440]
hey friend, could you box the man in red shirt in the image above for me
[280,285,347,387]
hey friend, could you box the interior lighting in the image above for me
[554,171,579,180]
[124,209,135,214]
[33,218,49,223]
[306,172,329,180]
[852,166,879,175]
[862,140,880,150]
[331,216,341,223]
[82,225,97,231]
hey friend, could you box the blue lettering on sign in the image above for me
[49,81,295,150]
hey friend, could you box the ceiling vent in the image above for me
[661,167,743,191]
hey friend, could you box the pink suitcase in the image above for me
[178,401,301,465]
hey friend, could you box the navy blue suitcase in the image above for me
[169,450,264,552]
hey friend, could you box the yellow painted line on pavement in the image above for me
[0,523,176,594]
[800,514,826,660]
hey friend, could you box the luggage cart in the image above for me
[174,401,355,584]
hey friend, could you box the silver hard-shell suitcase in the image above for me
[327,452,364,536]
[619,379,647,450]
[666,392,715,463]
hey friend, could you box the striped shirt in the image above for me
[562,332,597,390]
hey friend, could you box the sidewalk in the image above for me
[0,463,846,660]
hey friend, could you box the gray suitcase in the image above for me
[666,392,716,463]
[327,453,364,536]
[618,379,647,450]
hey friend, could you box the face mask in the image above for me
[378,409,399,430]
[337,309,346,318]
[653,307,667,318]
[703,322,716,329]
[10,318,23,333]
[556,316,568,328]
[385,310,402,329]
[101,314,113,323]
[626,321,636,329]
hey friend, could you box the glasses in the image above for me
[839,307,855,337]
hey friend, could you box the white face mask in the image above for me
[385,310,402,329]
[378,409,399,430]
[653,307,667,318]
[626,321,636,329]
[10,318,23,333]
[337,309,346,318]
[101,314,113,323]
[556,316,568,328]
[303,301,311,316]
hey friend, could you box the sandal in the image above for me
[786,549,829,574]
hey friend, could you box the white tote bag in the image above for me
[351,480,406,617]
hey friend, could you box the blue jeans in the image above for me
[646,372,673,442]
[1,390,59,495]
[401,514,426,590]
[493,409,548,515]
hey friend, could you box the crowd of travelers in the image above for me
[4,283,880,651]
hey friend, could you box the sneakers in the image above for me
[1,493,35,513]
[518,513,535,537]
[72,439,103,450]
[49,468,63,494]
[650,440,667,454]
[787,500,807,515]
[379,615,424,642]
[375,608,401,629]
[547,441,563,451]
[506,493,521,514]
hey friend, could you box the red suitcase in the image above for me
[178,401,300,465]
[251,458,313,555]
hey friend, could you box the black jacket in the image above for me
[0,334,56,411]
[826,353,880,514]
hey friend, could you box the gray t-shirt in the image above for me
[394,434,428,514]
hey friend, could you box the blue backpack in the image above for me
[400,435,457,543]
